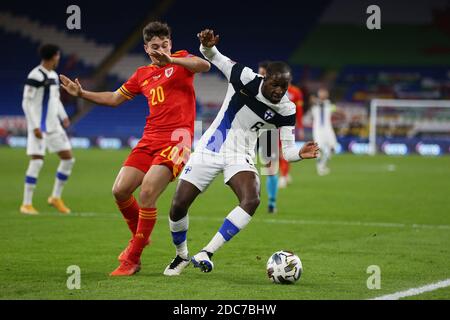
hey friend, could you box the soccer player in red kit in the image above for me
[59,21,210,276]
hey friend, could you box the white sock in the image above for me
[317,159,324,171]
[322,147,330,166]
[203,233,226,255]
[23,159,44,205]
[203,206,252,254]
[317,147,329,171]
[51,158,75,198]
[169,215,189,259]
[23,184,36,205]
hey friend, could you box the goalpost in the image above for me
[369,99,450,155]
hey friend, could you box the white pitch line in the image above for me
[57,212,450,230]
[371,279,450,300]
[190,216,450,230]
[263,218,450,230]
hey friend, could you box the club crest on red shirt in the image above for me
[165,67,174,78]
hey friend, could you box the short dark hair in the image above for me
[258,60,271,70]
[266,61,292,78]
[39,44,60,60]
[143,21,171,43]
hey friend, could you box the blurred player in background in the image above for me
[163,29,318,276]
[311,88,337,176]
[282,76,304,187]
[60,21,210,276]
[258,61,304,213]
[21,44,75,215]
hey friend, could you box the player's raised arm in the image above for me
[197,29,236,80]
[149,50,210,74]
[59,75,127,107]
[280,126,319,161]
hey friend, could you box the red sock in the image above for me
[279,158,290,177]
[116,196,140,235]
[128,208,157,263]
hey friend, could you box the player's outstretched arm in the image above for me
[280,127,319,161]
[281,139,319,162]
[149,50,210,74]
[198,29,220,48]
[59,75,126,107]
[298,141,320,159]
[197,29,235,80]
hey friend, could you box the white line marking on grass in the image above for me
[37,211,118,218]
[190,216,450,230]
[370,279,450,300]
[72,212,115,217]
[264,218,408,229]
[63,212,450,230]
[262,218,450,230]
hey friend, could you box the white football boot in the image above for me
[191,250,214,273]
[163,255,190,276]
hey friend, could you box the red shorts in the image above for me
[123,138,191,181]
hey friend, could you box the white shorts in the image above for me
[27,129,72,156]
[179,150,258,192]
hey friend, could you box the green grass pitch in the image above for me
[1,147,449,299]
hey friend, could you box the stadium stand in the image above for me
[0,0,330,138]
[0,0,448,151]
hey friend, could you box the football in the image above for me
[266,250,303,284]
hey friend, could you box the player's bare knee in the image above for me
[112,184,131,201]
[170,197,189,221]
[139,188,157,208]
[240,196,260,215]
[58,150,73,160]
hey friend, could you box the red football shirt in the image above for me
[287,84,304,129]
[117,50,196,142]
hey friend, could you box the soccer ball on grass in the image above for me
[266,250,302,284]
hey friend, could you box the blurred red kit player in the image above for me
[279,84,304,185]
[60,21,210,276]
[288,84,304,141]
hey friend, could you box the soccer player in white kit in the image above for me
[310,88,337,176]
[163,29,319,275]
[20,44,75,215]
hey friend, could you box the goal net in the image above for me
[369,99,450,155]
